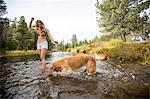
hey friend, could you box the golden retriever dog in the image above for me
[48,54,96,76]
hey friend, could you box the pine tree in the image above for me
[96,0,150,41]
[71,34,78,48]
[0,0,9,52]
[7,18,18,50]
[59,40,66,51]
[0,0,7,16]
[14,16,34,50]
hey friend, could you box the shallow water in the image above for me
[0,52,149,99]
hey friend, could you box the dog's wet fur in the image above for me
[48,54,96,76]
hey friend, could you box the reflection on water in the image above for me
[47,52,73,63]
[0,52,149,99]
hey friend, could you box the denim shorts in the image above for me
[37,41,48,49]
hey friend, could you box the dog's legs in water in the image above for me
[60,66,73,76]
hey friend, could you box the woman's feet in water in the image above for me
[40,59,46,70]
[39,59,46,82]
[39,69,46,82]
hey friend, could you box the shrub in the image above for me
[108,39,123,47]
[108,42,150,65]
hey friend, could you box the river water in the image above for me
[0,52,149,99]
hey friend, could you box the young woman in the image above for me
[29,17,57,71]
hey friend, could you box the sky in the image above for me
[5,0,101,43]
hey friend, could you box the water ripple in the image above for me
[0,52,148,99]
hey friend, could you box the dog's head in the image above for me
[87,59,96,76]
[48,64,55,75]
[48,63,62,75]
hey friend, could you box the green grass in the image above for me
[108,42,150,65]
[1,50,38,57]
[108,38,123,47]
[67,40,150,65]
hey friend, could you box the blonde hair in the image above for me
[36,20,45,29]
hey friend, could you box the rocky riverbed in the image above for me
[0,52,149,99]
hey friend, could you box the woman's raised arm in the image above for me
[29,17,36,33]
[29,17,34,28]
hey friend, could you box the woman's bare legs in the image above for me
[38,48,47,80]
[38,49,42,65]
[40,48,47,70]
[38,48,47,70]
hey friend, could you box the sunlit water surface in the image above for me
[0,52,149,99]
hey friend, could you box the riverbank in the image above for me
[0,50,55,57]
[1,40,150,65]
[0,50,38,57]
[68,40,150,65]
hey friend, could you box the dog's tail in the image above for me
[94,53,109,61]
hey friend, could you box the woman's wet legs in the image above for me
[40,48,47,70]
[38,48,47,80]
